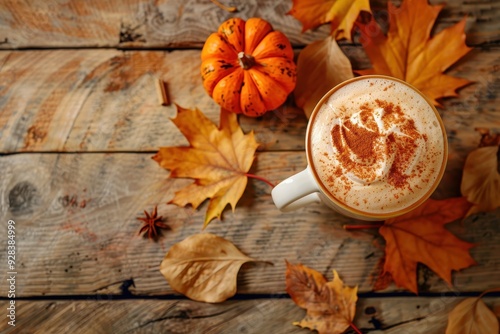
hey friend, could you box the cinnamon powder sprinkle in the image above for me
[343,120,378,160]
[331,100,424,189]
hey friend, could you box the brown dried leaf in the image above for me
[285,261,358,334]
[160,233,256,303]
[461,146,500,216]
[446,290,500,334]
[294,36,353,118]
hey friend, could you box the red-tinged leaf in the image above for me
[379,197,476,294]
[285,261,359,334]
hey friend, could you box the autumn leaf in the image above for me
[288,0,371,41]
[357,0,472,107]
[379,197,476,294]
[476,128,500,148]
[445,289,500,334]
[160,233,257,303]
[285,261,359,334]
[460,128,500,216]
[153,106,259,227]
[371,256,394,291]
[294,36,354,118]
[461,145,500,217]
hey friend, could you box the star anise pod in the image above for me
[137,206,170,240]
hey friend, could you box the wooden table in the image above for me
[0,1,499,333]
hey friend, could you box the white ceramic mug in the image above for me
[271,76,448,221]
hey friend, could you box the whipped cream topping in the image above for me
[330,100,425,187]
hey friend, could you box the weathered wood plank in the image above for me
[0,0,498,49]
[0,49,307,153]
[0,152,498,297]
[1,297,499,333]
[1,47,498,154]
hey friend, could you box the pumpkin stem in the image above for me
[238,52,255,70]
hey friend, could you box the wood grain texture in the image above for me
[0,49,307,153]
[0,47,498,154]
[1,297,499,333]
[0,0,498,49]
[0,152,499,297]
[1,0,499,332]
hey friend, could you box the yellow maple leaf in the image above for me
[357,0,472,107]
[153,106,259,227]
[285,261,359,334]
[288,0,371,41]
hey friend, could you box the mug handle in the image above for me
[271,166,322,212]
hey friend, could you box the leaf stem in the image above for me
[245,173,275,188]
[350,322,363,334]
[479,287,500,298]
[343,223,384,230]
[210,0,238,12]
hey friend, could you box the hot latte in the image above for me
[309,77,447,215]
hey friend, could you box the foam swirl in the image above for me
[331,100,425,187]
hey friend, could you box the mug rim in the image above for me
[305,75,449,220]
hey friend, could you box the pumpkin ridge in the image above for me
[252,31,294,60]
[251,66,289,96]
[201,59,239,95]
[253,57,296,93]
[213,69,244,114]
[218,18,245,53]
[201,33,238,61]
[240,71,266,115]
[244,17,273,54]
[247,69,289,111]
[218,34,242,55]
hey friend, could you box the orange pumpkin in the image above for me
[201,17,297,117]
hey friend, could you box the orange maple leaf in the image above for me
[379,197,476,294]
[371,256,394,292]
[153,106,259,227]
[288,0,371,41]
[285,261,359,334]
[356,0,472,107]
